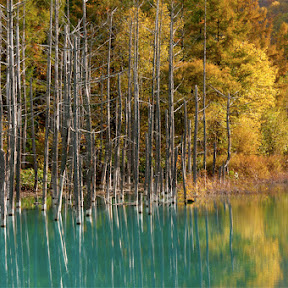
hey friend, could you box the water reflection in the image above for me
[1,192,288,286]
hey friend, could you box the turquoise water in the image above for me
[1,187,288,287]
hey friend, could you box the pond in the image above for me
[1,184,288,287]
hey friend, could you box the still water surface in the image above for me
[1,185,288,287]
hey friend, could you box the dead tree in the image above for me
[0,10,3,151]
[29,79,38,196]
[22,1,27,169]
[15,7,22,208]
[203,0,207,172]
[0,149,5,227]
[82,0,93,216]
[55,25,71,221]
[42,0,53,211]
[7,0,17,216]
[168,0,175,197]
[133,1,140,204]
[193,86,199,185]
[73,36,81,224]
[51,0,60,205]
[113,74,122,201]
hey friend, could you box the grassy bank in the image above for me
[178,154,288,202]
[17,154,288,208]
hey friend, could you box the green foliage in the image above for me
[21,197,36,209]
[21,168,51,191]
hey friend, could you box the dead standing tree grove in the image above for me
[0,0,199,226]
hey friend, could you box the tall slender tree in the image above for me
[42,0,53,211]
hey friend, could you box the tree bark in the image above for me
[8,0,17,216]
[0,150,6,227]
[168,0,175,197]
[29,79,38,196]
[113,74,122,201]
[82,0,93,216]
[42,0,53,211]
[15,7,22,208]
[51,0,60,205]
[225,93,231,169]
[73,36,81,225]
[22,2,27,169]
[133,1,140,204]
[55,25,71,221]
[188,119,192,174]
[203,0,207,172]
[193,86,199,185]
[181,137,187,204]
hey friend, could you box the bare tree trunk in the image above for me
[147,105,153,207]
[172,146,178,204]
[120,147,125,202]
[126,17,133,187]
[29,79,38,196]
[113,74,122,201]
[225,93,231,169]
[0,11,3,151]
[165,110,169,193]
[168,0,175,197]
[42,0,53,211]
[22,2,27,169]
[193,86,199,185]
[0,150,6,227]
[8,0,17,216]
[184,100,188,173]
[73,36,81,225]
[212,140,217,177]
[82,0,93,216]
[203,0,207,172]
[133,1,140,204]
[51,0,60,205]
[154,0,161,200]
[15,7,22,209]
[102,11,114,200]
[55,25,71,221]
[181,137,187,204]
[188,119,192,174]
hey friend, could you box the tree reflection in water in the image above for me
[1,192,288,287]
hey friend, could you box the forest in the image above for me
[1,0,288,226]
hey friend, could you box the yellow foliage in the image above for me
[232,116,262,154]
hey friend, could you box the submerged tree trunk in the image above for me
[51,0,60,205]
[0,10,2,151]
[29,79,38,196]
[113,74,122,201]
[134,1,140,204]
[42,0,53,211]
[73,36,81,225]
[168,0,175,197]
[22,2,27,170]
[188,119,192,174]
[82,0,93,216]
[8,0,17,216]
[15,6,22,209]
[55,25,71,221]
[203,0,207,172]
[0,150,6,227]
[193,86,199,185]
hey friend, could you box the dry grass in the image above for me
[178,154,288,202]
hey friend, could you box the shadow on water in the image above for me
[1,188,288,287]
